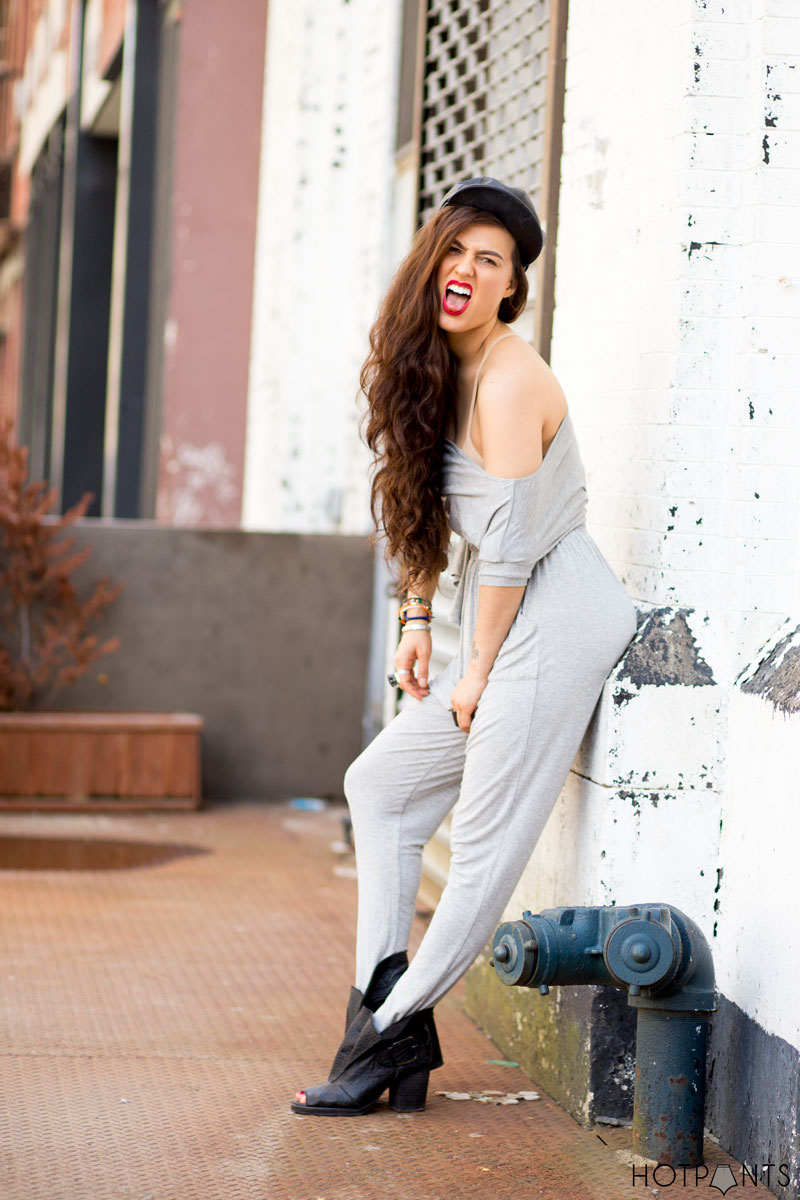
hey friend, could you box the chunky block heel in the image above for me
[389,1066,430,1112]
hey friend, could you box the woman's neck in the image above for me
[446,319,507,369]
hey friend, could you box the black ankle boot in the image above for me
[291,1004,441,1117]
[291,952,443,1116]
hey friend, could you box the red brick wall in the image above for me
[156,0,269,526]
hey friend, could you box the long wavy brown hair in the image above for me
[360,205,529,593]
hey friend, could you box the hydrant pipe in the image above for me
[490,904,718,1167]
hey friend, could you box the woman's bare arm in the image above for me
[449,584,525,730]
[469,585,527,675]
[392,573,441,701]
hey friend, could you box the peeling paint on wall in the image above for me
[738,623,800,715]
[687,239,726,258]
[614,607,717,702]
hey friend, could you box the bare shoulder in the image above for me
[479,333,565,412]
[473,333,567,476]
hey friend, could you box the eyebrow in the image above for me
[450,238,505,262]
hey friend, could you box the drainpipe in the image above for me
[490,904,718,1167]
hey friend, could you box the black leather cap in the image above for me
[439,176,544,267]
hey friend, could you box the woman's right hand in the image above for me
[393,631,431,701]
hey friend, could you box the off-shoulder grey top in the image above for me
[440,335,588,626]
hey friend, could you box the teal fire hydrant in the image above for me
[491,904,718,1167]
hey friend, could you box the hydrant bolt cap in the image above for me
[619,932,661,975]
[491,920,538,986]
[605,917,680,989]
[630,940,652,963]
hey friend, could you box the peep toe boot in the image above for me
[291,1004,442,1117]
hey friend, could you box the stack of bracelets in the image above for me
[398,595,433,634]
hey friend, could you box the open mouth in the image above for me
[442,279,472,316]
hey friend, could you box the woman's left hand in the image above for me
[449,668,489,733]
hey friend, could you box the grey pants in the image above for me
[344,529,638,1032]
[345,674,597,1032]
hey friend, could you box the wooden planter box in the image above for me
[0,712,203,812]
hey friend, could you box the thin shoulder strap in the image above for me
[464,331,519,447]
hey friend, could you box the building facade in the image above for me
[0,0,268,522]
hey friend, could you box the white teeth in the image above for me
[448,284,471,297]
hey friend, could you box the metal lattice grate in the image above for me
[418,0,550,222]
[418,0,491,221]
[483,0,549,203]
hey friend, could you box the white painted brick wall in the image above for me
[242,0,403,534]
[508,0,800,1058]
[551,0,800,636]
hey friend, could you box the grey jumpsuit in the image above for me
[345,333,638,1032]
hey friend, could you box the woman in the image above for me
[291,178,638,1117]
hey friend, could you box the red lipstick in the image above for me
[442,279,472,316]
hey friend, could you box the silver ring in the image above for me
[395,668,411,677]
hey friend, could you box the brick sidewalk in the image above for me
[0,802,742,1200]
